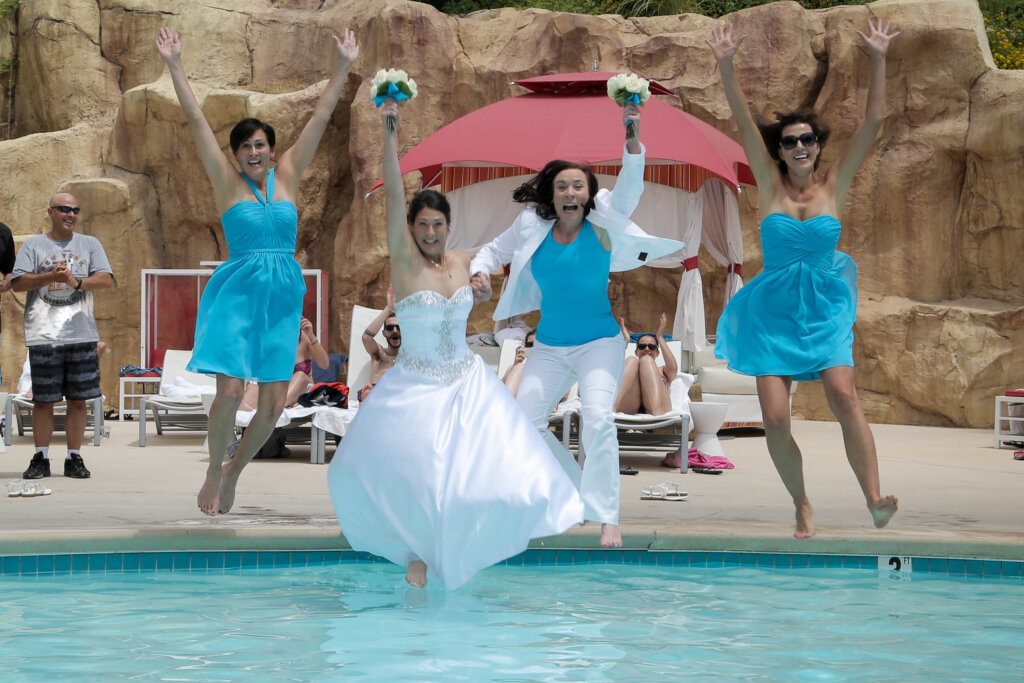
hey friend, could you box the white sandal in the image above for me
[641,482,687,502]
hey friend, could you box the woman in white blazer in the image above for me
[470,103,683,547]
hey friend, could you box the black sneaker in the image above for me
[64,453,91,479]
[23,452,51,479]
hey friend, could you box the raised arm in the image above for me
[155,28,238,207]
[609,101,645,218]
[380,100,419,289]
[618,316,631,344]
[276,29,359,194]
[361,302,393,360]
[831,18,899,210]
[707,24,777,194]
[656,312,677,381]
[301,317,330,369]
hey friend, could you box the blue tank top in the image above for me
[531,221,619,346]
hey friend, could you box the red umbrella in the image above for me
[369,72,753,192]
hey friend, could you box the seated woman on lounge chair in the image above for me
[614,313,677,416]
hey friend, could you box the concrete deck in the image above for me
[1,418,1022,560]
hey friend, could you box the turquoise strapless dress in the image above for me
[715,213,857,382]
[188,169,306,382]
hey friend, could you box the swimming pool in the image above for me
[1,551,1022,681]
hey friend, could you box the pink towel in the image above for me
[688,448,734,470]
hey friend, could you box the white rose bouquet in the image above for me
[371,68,419,131]
[607,73,651,138]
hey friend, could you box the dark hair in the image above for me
[756,110,831,174]
[512,160,598,221]
[407,189,451,226]
[229,118,276,154]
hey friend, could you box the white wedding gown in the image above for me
[327,285,584,589]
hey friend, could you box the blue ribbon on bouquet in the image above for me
[372,81,410,107]
[624,92,642,105]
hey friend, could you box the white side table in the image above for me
[119,376,161,421]
[689,401,729,458]
[994,395,1024,448]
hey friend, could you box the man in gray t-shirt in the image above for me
[11,192,114,481]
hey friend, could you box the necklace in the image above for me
[429,254,453,279]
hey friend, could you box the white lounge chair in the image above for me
[137,350,216,446]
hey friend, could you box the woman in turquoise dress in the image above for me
[708,18,899,538]
[156,27,359,516]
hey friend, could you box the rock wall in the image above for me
[0,0,1020,428]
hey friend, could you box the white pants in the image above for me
[517,335,626,524]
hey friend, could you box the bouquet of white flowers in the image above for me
[371,68,419,131]
[607,73,651,138]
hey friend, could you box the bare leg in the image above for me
[198,376,244,516]
[219,380,288,514]
[614,357,641,414]
[819,366,898,528]
[757,375,814,539]
[285,371,312,406]
[239,382,259,412]
[32,402,55,449]
[406,560,427,588]
[64,400,87,451]
[637,355,672,415]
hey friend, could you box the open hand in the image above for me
[300,317,314,338]
[155,27,181,64]
[386,284,396,312]
[707,23,744,64]
[857,17,899,58]
[657,312,667,336]
[334,28,359,69]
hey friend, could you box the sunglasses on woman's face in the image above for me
[780,133,817,150]
[384,323,400,332]
[636,343,658,351]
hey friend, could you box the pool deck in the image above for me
[1,419,1022,560]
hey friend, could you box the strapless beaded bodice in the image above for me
[394,285,475,384]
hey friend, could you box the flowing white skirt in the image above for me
[327,355,584,589]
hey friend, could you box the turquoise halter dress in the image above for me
[187,169,306,382]
[715,213,857,381]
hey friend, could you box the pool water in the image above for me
[1,563,1022,681]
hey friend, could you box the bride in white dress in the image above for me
[327,99,584,589]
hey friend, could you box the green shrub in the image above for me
[0,57,15,75]
[984,11,1024,70]
[0,1,18,20]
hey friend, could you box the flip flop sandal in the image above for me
[641,482,688,501]
[1014,450,1024,461]
[692,467,723,475]
[20,482,52,497]
[619,466,639,475]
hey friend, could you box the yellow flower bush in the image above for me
[985,13,1024,70]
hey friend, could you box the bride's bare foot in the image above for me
[406,560,427,587]
[793,500,815,539]
[600,523,622,548]
[870,494,899,528]
[197,468,222,516]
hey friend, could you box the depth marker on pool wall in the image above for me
[879,556,912,572]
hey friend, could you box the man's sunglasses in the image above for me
[384,324,400,332]
[52,205,81,215]
[636,343,658,351]
[780,133,817,150]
